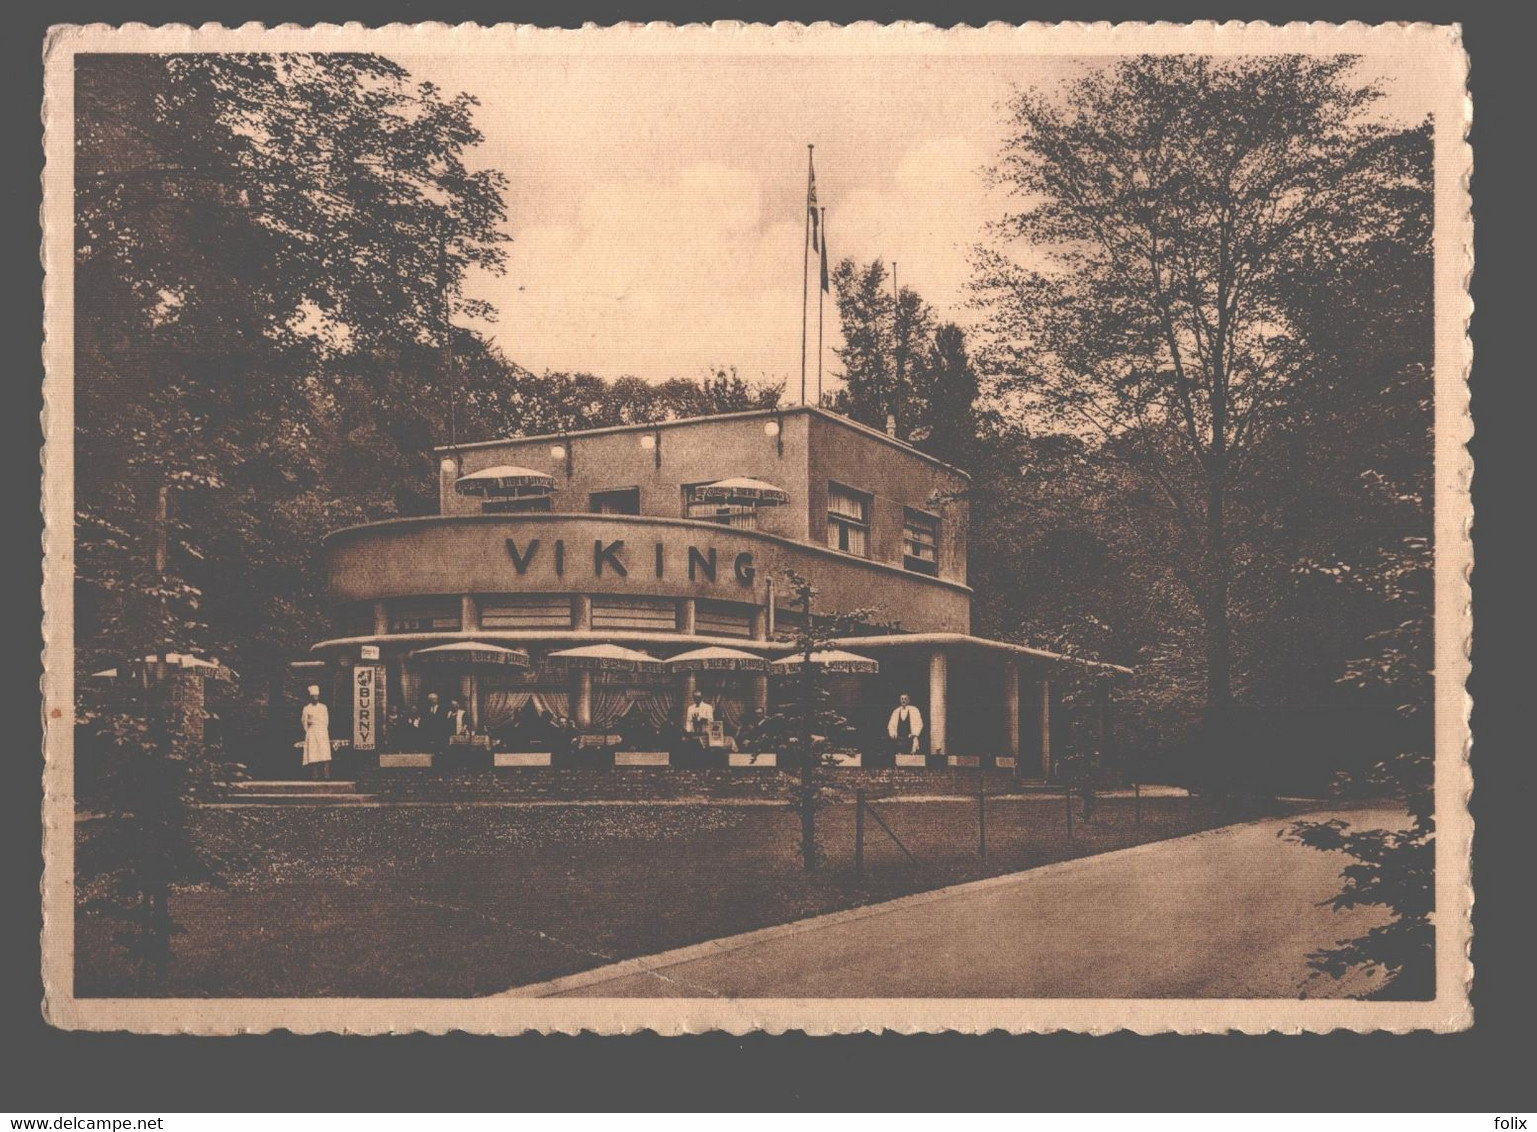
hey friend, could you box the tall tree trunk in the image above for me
[1203,468,1235,715]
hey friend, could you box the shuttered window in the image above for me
[902,508,940,576]
[479,596,573,630]
[696,601,754,639]
[591,597,678,632]
[826,483,871,557]
[388,599,462,634]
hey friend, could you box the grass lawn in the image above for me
[75,792,1299,997]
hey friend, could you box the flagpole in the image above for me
[817,205,826,407]
[800,144,813,406]
[891,261,900,436]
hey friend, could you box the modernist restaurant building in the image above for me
[308,406,1125,772]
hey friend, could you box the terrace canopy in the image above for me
[452,464,557,499]
[692,477,790,506]
[771,649,881,675]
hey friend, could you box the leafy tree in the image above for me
[774,571,873,872]
[75,51,509,975]
[972,55,1419,735]
[827,257,934,436]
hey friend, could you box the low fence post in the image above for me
[1065,783,1073,839]
[977,763,986,861]
[1134,780,1142,824]
[854,788,865,884]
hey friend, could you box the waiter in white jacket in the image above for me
[887,693,924,756]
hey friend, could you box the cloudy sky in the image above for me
[402,49,1436,396]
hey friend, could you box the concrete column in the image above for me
[573,594,592,632]
[682,671,697,731]
[1039,679,1053,780]
[678,598,697,635]
[573,669,593,727]
[1002,660,1021,767]
[460,594,479,633]
[750,674,769,716]
[372,601,389,637]
[750,607,767,641]
[927,649,948,757]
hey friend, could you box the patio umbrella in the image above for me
[771,649,880,675]
[692,477,790,506]
[410,641,532,669]
[545,643,665,674]
[453,464,557,499]
[664,646,772,674]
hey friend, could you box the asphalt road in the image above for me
[504,806,1402,999]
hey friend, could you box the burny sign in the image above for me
[505,538,756,586]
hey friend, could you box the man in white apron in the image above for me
[301,685,332,780]
[887,693,924,758]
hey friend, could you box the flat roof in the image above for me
[434,405,971,481]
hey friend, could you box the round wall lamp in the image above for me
[549,444,567,461]
[763,420,781,437]
[639,433,656,450]
[439,456,459,476]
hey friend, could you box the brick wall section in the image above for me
[354,766,1024,802]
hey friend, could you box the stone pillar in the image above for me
[927,649,948,758]
[1002,660,1021,768]
[460,594,480,633]
[1039,679,1053,780]
[573,669,593,727]
[682,670,697,732]
[750,673,769,716]
[750,607,767,641]
[573,595,592,632]
[372,600,389,637]
[677,598,697,635]
[459,673,473,728]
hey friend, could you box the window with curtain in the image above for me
[902,508,940,576]
[827,482,871,557]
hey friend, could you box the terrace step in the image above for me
[218,792,378,806]
[226,779,357,794]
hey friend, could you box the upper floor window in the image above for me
[388,598,461,634]
[827,483,871,557]
[590,487,641,515]
[481,497,552,514]
[682,483,758,529]
[902,508,940,576]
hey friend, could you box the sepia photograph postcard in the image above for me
[39,19,1473,1035]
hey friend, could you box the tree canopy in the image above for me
[971,54,1430,721]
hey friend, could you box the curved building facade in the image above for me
[306,407,1124,772]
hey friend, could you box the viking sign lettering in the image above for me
[505,537,755,587]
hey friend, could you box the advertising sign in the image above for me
[353,665,379,751]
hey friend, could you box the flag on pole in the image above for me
[819,206,830,293]
[808,160,820,252]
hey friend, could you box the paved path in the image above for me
[502,806,1401,999]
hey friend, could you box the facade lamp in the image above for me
[641,428,662,467]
